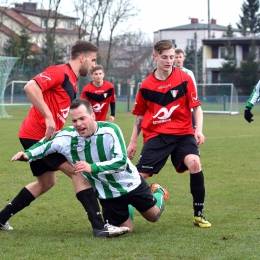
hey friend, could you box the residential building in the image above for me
[0,2,84,61]
[202,36,260,84]
[153,18,241,52]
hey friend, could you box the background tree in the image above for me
[238,43,260,95]
[222,24,235,37]
[39,0,62,67]
[237,0,260,36]
[3,27,38,80]
[105,0,138,71]
[184,45,203,83]
[72,0,138,67]
[219,43,238,93]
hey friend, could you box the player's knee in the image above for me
[188,159,201,173]
[147,211,162,222]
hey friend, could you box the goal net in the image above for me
[197,83,239,115]
[0,56,19,118]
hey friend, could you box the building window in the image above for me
[219,46,234,59]
[219,47,226,58]
[41,20,47,28]
[66,21,73,30]
[187,39,194,47]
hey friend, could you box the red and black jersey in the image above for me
[132,68,200,143]
[19,63,77,140]
[80,80,116,121]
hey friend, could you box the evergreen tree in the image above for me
[3,27,38,80]
[219,43,237,85]
[237,0,260,36]
[238,43,260,95]
[222,24,235,37]
[184,45,203,83]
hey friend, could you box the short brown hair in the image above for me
[70,98,93,114]
[175,49,185,56]
[90,65,104,74]
[71,40,99,60]
[154,40,174,54]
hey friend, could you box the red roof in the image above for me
[0,6,85,35]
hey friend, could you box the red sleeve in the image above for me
[33,66,64,92]
[132,87,147,115]
[187,77,201,108]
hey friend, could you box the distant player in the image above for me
[174,48,197,129]
[81,65,116,122]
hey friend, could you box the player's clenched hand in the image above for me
[244,107,254,123]
[195,131,206,146]
[11,152,29,162]
[45,117,56,140]
[127,142,137,160]
[109,116,115,123]
[74,161,91,174]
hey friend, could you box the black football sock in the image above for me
[76,188,104,230]
[190,171,205,216]
[0,187,35,224]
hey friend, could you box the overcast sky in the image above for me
[60,0,245,40]
[11,0,245,40]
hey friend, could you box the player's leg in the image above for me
[0,168,56,230]
[128,177,168,223]
[98,198,131,236]
[172,135,211,228]
[0,138,57,230]
[136,135,172,180]
[55,159,108,236]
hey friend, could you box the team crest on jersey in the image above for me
[37,72,51,82]
[191,91,198,103]
[103,93,108,98]
[171,90,178,98]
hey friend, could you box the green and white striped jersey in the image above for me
[25,122,141,199]
[246,80,260,108]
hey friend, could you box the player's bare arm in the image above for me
[193,106,206,146]
[127,115,143,159]
[24,80,56,140]
[11,152,29,162]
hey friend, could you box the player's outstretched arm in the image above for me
[244,107,254,123]
[11,152,29,162]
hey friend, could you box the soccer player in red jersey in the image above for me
[81,65,116,122]
[127,40,211,228]
[0,40,125,237]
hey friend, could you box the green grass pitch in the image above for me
[1,104,260,259]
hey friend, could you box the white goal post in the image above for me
[4,80,29,105]
[197,83,239,115]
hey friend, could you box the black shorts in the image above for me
[136,134,200,174]
[99,176,156,226]
[20,138,67,176]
